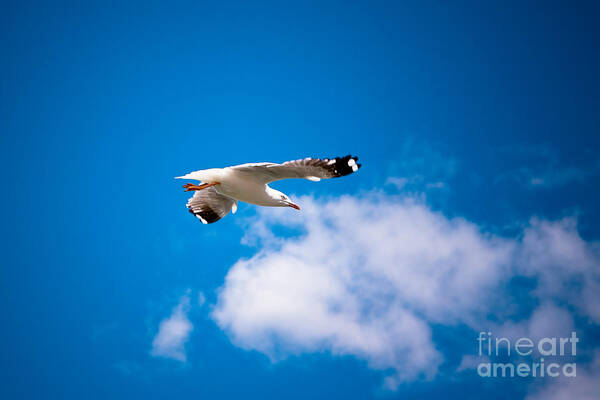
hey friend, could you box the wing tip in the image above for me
[330,154,362,177]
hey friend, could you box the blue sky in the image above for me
[1,1,599,399]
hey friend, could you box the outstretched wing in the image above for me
[230,155,361,183]
[186,187,236,224]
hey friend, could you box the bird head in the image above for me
[272,191,300,210]
[265,187,301,210]
[280,194,300,210]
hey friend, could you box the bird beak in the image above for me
[286,201,301,210]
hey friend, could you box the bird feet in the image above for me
[183,182,219,192]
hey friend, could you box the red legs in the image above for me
[183,182,220,192]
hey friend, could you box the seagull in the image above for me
[175,155,361,224]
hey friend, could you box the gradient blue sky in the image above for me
[1,1,599,399]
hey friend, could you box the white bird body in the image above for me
[176,155,361,224]
[177,167,282,206]
[215,170,281,207]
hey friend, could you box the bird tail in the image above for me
[175,172,201,180]
[175,168,224,182]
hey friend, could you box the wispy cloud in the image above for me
[213,192,600,389]
[385,138,457,191]
[502,165,595,188]
[495,145,600,188]
[113,360,141,376]
[151,291,194,362]
[385,175,446,191]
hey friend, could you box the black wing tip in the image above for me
[187,206,222,224]
[329,154,361,177]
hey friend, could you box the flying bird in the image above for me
[176,155,361,224]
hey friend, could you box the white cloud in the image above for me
[151,291,193,362]
[526,350,600,400]
[517,218,600,323]
[457,354,490,373]
[212,192,600,389]
[494,302,575,350]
